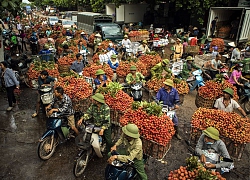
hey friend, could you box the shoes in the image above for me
[32,112,38,118]
[6,107,13,111]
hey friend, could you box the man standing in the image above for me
[173,38,183,61]
[77,93,112,151]
[211,17,218,38]
[156,79,182,140]
[46,86,79,135]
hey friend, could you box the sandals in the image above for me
[32,112,38,118]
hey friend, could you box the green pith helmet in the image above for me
[92,93,105,104]
[122,123,140,138]
[203,127,219,140]
[95,69,105,76]
[162,59,169,65]
[111,54,117,59]
[223,88,234,97]
[130,65,137,71]
[163,79,174,87]
[186,56,194,61]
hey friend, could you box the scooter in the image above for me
[162,105,176,120]
[37,112,72,160]
[186,69,205,91]
[39,85,54,111]
[73,120,106,177]
[239,82,250,114]
[105,151,148,180]
[130,82,143,101]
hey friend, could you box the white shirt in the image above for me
[214,97,240,112]
[231,48,241,62]
[122,39,131,47]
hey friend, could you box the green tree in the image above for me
[0,0,22,18]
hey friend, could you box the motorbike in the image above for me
[73,120,106,177]
[105,151,148,180]
[38,112,72,160]
[39,85,54,112]
[186,69,205,91]
[162,105,176,120]
[218,64,229,80]
[239,82,250,114]
[130,82,143,101]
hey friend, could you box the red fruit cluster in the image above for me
[120,108,175,146]
[104,90,133,112]
[198,80,238,100]
[192,108,250,144]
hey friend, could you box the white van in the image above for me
[48,16,59,26]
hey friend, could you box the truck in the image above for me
[77,12,123,42]
[106,3,148,25]
[206,7,250,45]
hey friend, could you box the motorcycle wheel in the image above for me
[74,152,89,177]
[37,136,56,160]
[244,100,250,114]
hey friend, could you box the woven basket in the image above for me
[117,76,125,84]
[141,137,171,160]
[58,64,70,73]
[72,97,92,112]
[190,128,246,160]
[195,94,215,109]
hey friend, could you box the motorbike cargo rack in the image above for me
[195,94,216,109]
[190,127,246,160]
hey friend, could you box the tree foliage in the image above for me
[0,0,22,18]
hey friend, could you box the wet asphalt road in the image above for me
[0,87,250,180]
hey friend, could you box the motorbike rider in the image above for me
[126,65,145,85]
[107,54,119,81]
[32,70,55,118]
[155,79,182,140]
[121,35,132,59]
[195,127,233,170]
[94,33,102,53]
[94,69,111,91]
[46,86,79,135]
[80,31,88,41]
[77,93,112,151]
[108,123,148,180]
[138,40,150,54]
[70,53,85,75]
[228,63,249,97]
[78,40,88,54]
[151,59,172,79]
[180,56,199,80]
[214,88,248,118]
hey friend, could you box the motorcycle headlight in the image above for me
[111,160,123,167]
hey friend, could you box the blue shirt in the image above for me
[39,49,52,62]
[38,76,55,88]
[156,87,180,107]
[70,60,85,73]
[107,59,119,71]
[94,75,107,85]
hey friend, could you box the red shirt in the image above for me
[190,37,197,46]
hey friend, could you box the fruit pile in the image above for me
[98,82,133,112]
[55,77,93,100]
[116,61,147,77]
[83,63,113,78]
[120,101,175,146]
[138,54,162,69]
[209,38,225,52]
[198,80,238,100]
[98,40,112,50]
[168,156,225,180]
[58,54,76,66]
[92,53,100,63]
[191,108,250,144]
[27,61,59,80]
[146,78,189,95]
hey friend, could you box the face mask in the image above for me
[206,142,213,145]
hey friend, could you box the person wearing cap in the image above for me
[94,33,102,53]
[46,86,79,135]
[138,40,150,54]
[39,44,52,62]
[195,127,233,169]
[179,56,199,80]
[108,123,148,180]
[228,63,249,96]
[230,45,242,68]
[173,38,183,61]
[121,34,132,59]
[151,59,173,79]
[126,65,145,85]
[94,69,111,90]
[214,88,248,117]
[78,93,111,151]
[80,31,88,41]
[156,79,181,140]
[107,54,119,81]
